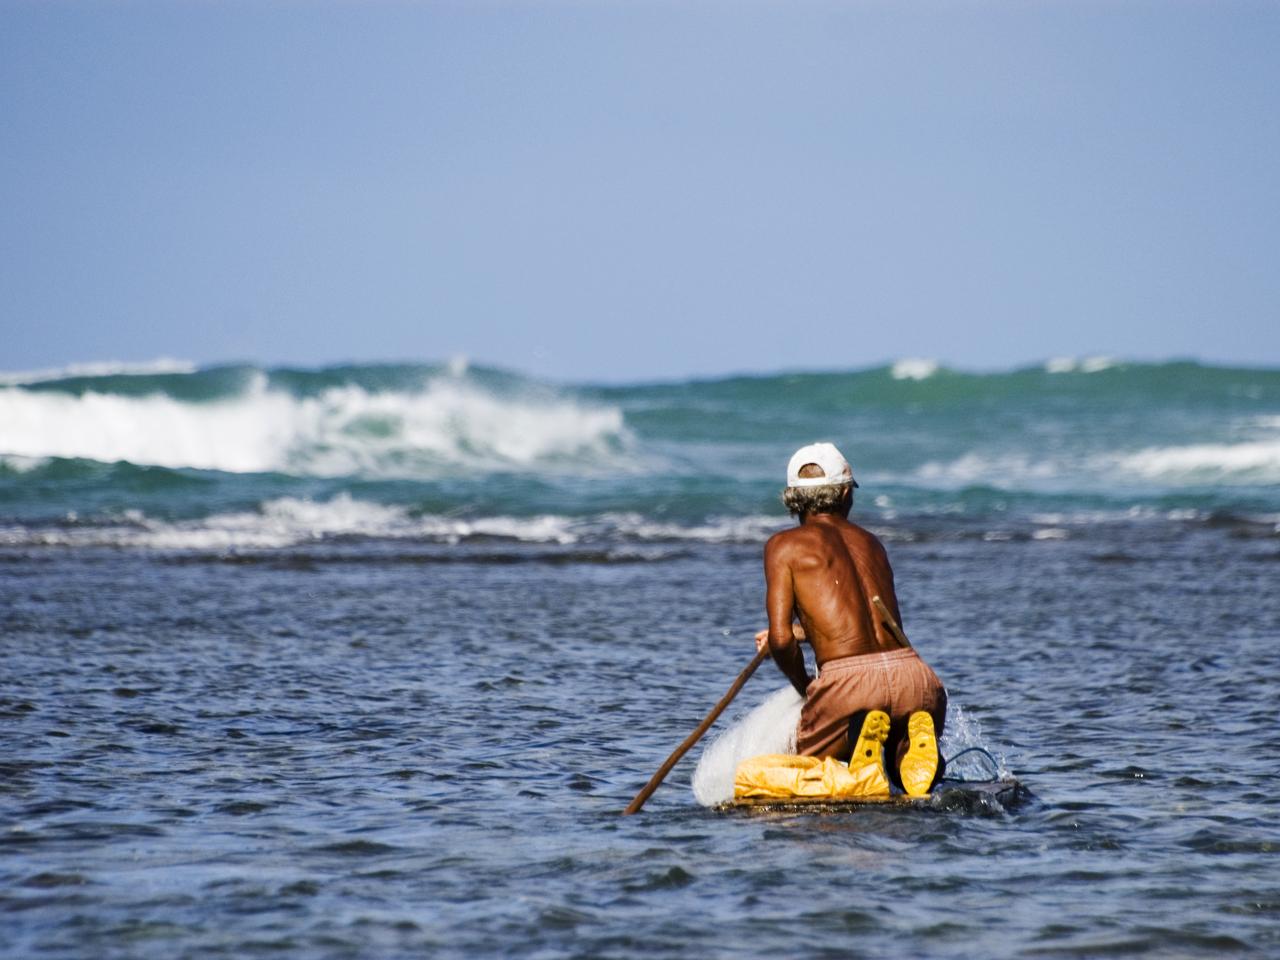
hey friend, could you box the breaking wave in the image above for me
[1043,355,1117,374]
[1117,441,1280,485]
[0,372,627,477]
[0,357,197,385]
[890,358,940,381]
[3,358,1280,530]
[916,437,1280,489]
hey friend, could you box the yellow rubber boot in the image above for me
[900,711,940,797]
[847,710,891,797]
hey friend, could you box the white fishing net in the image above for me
[691,685,803,806]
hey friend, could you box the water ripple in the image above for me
[2,533,1278,957]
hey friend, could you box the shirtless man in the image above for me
[755,442,946,795]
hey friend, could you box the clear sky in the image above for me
[2,0,1277,382]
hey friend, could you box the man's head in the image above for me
[782,441,858,518]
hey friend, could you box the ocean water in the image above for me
[3,358,1279,957]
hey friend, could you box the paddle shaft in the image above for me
[871,594,912,649]
[622,644,770,815]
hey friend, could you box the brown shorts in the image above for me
[797,647,947,760]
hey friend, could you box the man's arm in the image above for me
[754,622,806,645]
[764,536,811,697]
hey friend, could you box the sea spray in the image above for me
[940,702,1011,781]
[691,685,802,806]
[0,372,627,476]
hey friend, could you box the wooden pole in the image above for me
[871,594,912,649]
[622,644,770,815]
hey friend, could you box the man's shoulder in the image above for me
[766,523,833,556]
[764,527,789,549]
[764,526,808,558]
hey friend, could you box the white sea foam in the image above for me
[605,513,783,543]
[417,514,581,545]
[0,454,47,473]
[0,495,410,550]
[1043,355,1116,374]
[0,499,787,550]
[890,358,939,381]
[1117,440,1280,485]
[916,434,1280,490]
[0,357,197,385]
[0,375,627,477]
[915,452,1060,488]
[691,685,803,806]
[1028,507,1166,526]
[1031,528,1069,540]
[0,497,595,550]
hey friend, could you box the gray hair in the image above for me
[782,483,854,517]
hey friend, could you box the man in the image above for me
[754,442,946,796]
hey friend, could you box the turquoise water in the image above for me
[2,359,1279,540]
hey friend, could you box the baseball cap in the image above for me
[786,442,858,488]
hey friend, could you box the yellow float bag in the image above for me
[734,753,891,801]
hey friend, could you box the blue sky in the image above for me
[2,1,1277,381]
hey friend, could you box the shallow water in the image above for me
[4,527,1278,958]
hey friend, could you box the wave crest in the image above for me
[890,358,940,381]
[916,438,1280,489]
[1043,355,1117,374]
[0,357,197,386]
[0,373,628,477]
[1118,441,1280,485]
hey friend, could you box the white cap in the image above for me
[786,442,857,488]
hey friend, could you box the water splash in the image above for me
[691,685,802,806]
[940,701,1011,781]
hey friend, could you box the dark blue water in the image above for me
[4,520,1278,958]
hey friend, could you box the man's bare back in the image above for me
[760,514,905,696]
